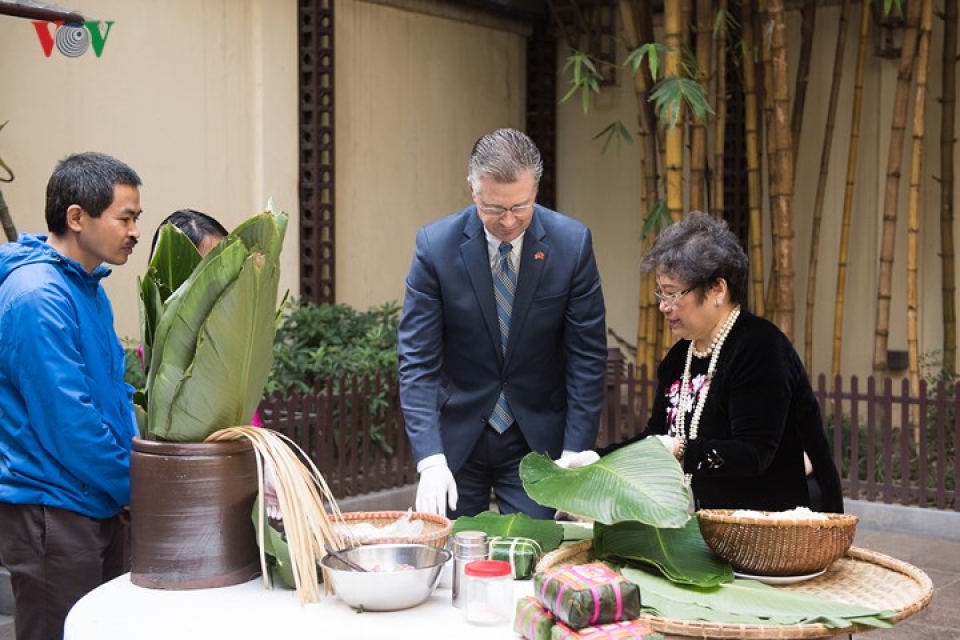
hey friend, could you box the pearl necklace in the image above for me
[691,309,733,358]
[675,306,741,482]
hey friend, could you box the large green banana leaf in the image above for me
[138,225,203,374]
[620,565,894,629]
[452,512,564,553]
[145,239,245,393]
[141,207,287,441]
[137,273,162,382]
[149,224,205,301]
[519,438,690,528]
[146,241,247,438]
[231,208,288,257]
[162,254,280,440]
[594,519,733,587]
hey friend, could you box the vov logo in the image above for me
[32,21,115,58]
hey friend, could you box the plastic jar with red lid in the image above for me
[462,559,513,626]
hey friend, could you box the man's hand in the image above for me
[416,454,458,515]
[554,449,600,469]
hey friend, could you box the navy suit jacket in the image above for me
[398,205,607,474]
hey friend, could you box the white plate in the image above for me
[733,569,826,585]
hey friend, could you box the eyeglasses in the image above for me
[477,203,534,216]
[654,286,693,308]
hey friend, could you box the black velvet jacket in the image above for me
[603,311,844,513]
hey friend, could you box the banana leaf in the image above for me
[231,208,288,257]
[149,224,204,302]
[146,241,248,439]
[141,207,288,441]
[252,496,296,589]
[137,273,162,382]
[594,519,733,587]
[138,226,203,377]
[620,566,894,629]
[162,254,280,440]
[519,438,690,528]
[452,512,563,553]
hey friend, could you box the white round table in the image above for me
[65,573,534,639]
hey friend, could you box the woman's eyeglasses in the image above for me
[654,287,693,308]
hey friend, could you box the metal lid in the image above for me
[453,530,488,552]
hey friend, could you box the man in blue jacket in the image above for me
[399,128,607,519]
[0,152,142,640]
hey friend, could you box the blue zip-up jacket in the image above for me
[0,233,136,518]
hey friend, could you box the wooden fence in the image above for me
[261,349,959,511]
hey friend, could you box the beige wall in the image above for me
[2,1,957,380]
[557,3,959,379]
[0,0,300,342]
[335,0,527,312]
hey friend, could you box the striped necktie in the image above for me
[490,242,516,433]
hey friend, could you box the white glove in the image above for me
[416,454,458,515]
[555,449,600,469]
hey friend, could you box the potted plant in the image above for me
[130,205,288,590]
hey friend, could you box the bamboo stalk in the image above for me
[620,0,662,370]
[873,0,922,375]
[767,0,796,338]
[690,0,714,212]
[804,0,851,372]
[740,0,766,316]
[664,0,686,223]
[940,0,958,375]
[831,0,872,377]
[711,0,729,221]
[791,0,817,162]
[906,0,934,440]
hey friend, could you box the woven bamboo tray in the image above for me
[536,539,933,639]
[334,510,452,548]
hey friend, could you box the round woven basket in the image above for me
[334,510,452,548]
[536,539,933,639]
[696,509,858,576]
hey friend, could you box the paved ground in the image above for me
[1,504,957,639]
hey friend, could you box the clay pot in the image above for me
[129,437,260,589]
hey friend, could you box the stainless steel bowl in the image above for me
[319,543,452,611]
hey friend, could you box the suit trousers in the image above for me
[0,502,126,640]
[449,424,556,520]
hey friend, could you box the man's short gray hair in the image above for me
[468,128,543,188]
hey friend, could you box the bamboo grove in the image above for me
[552,0,958,395]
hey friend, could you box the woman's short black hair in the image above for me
[148,209,229,258]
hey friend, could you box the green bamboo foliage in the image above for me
[940,0,958,375]
[873,0,922,374]
[803,0,851,372]
[906,0,935,435]
[832,0,872,378]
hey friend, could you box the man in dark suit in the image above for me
[398,128,607,519]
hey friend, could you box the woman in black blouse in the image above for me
[561,211,843,512]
